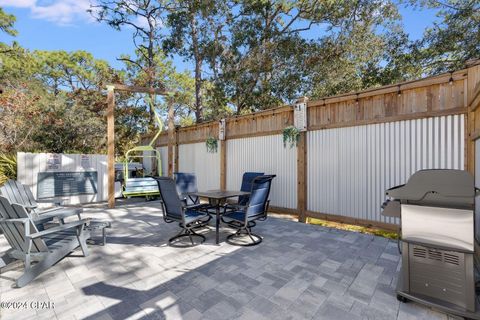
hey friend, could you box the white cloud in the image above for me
[0,0,36,7]
[0,0,95,25]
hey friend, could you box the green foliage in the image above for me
[205,137,218,153]
[0,81,46,152]
[282,126,300,148]
[405,0,480,73]
[30,99,105,153]
[91,0,170,126]
[33,50,116,94]
[0,153,17,186]
[0,43,39,81]
[308,218,398,240]
[1,1,479,159]
[0,8,17,37]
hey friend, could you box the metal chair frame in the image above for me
[223,175,275,246]
[155,177,210,247]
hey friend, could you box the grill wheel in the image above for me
[396,294,409,303]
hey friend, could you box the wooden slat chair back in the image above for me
[0,196,90,287]
[0,180,82,225]
[0,197,48,254]
[0,180,38,211]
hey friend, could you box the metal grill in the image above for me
[382,169,479,318]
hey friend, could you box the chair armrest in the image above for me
[0,218,29,224]
[185,203,211,210]
[224,204,247,211]
[32,215,55,225]
[36,209,81,221]
[27,219,90,239]
[38,207,63,214]
[36,199,64,206]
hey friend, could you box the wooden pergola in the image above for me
[105,83,175,208]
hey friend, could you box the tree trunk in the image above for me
[147,19,156,128]
[190,8,203,123]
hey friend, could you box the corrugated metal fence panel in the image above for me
[178,143,220,191]
[158,146,168,176]
[226,134,297,209]
[308,115,464,224]
[475,139,480,241]
[143,147,169,176]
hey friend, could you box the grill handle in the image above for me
[381,200,401,218]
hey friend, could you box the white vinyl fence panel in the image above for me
[226,134,297,209]
[17,152,108,205]
[142,147,168,176]
[308,115,465,224]
[178,143,220,191]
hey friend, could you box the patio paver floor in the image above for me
[0,201,454,319]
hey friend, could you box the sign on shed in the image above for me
[37,171,98,199]
[46,153,61,170]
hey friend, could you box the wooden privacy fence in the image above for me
[143,60,480,231]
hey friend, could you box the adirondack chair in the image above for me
[0,180,82,223]
[0,196,90,287]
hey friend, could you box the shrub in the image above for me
[0,153,17,186]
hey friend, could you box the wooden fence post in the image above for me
[167,98,175,177]
[220,140,226,190]
[467,111,475,174]
[219,119,227,190]
[467,63,480,175]
[296,97,308,223]
[174,127,179,174]
[106,86,115,209]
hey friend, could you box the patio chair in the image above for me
[0,196,90,287]
[0,180,83,224]
[222,175,275,246]
[155,177,210,247]
[222,172,264,228]
[174,172,200,206]
[238,172,265,206]
[172,172,212,226]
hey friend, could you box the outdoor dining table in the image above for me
[187,190,250,244]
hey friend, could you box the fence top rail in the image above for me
[143,64,479,141]
[310,70,468,107]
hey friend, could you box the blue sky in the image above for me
[0,1,439,74]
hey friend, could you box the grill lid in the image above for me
[385,169,475,206]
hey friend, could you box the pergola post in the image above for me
[167,97,175,177]
[106,85,116,209]
[104,83,170,208]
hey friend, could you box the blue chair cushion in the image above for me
[238,172,264,205]
[184,208,208,224]
[223,210,247,222]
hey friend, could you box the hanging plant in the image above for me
[282,126,300,148]
[205,137,218,153]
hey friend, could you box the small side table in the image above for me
[87,220,112,246]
